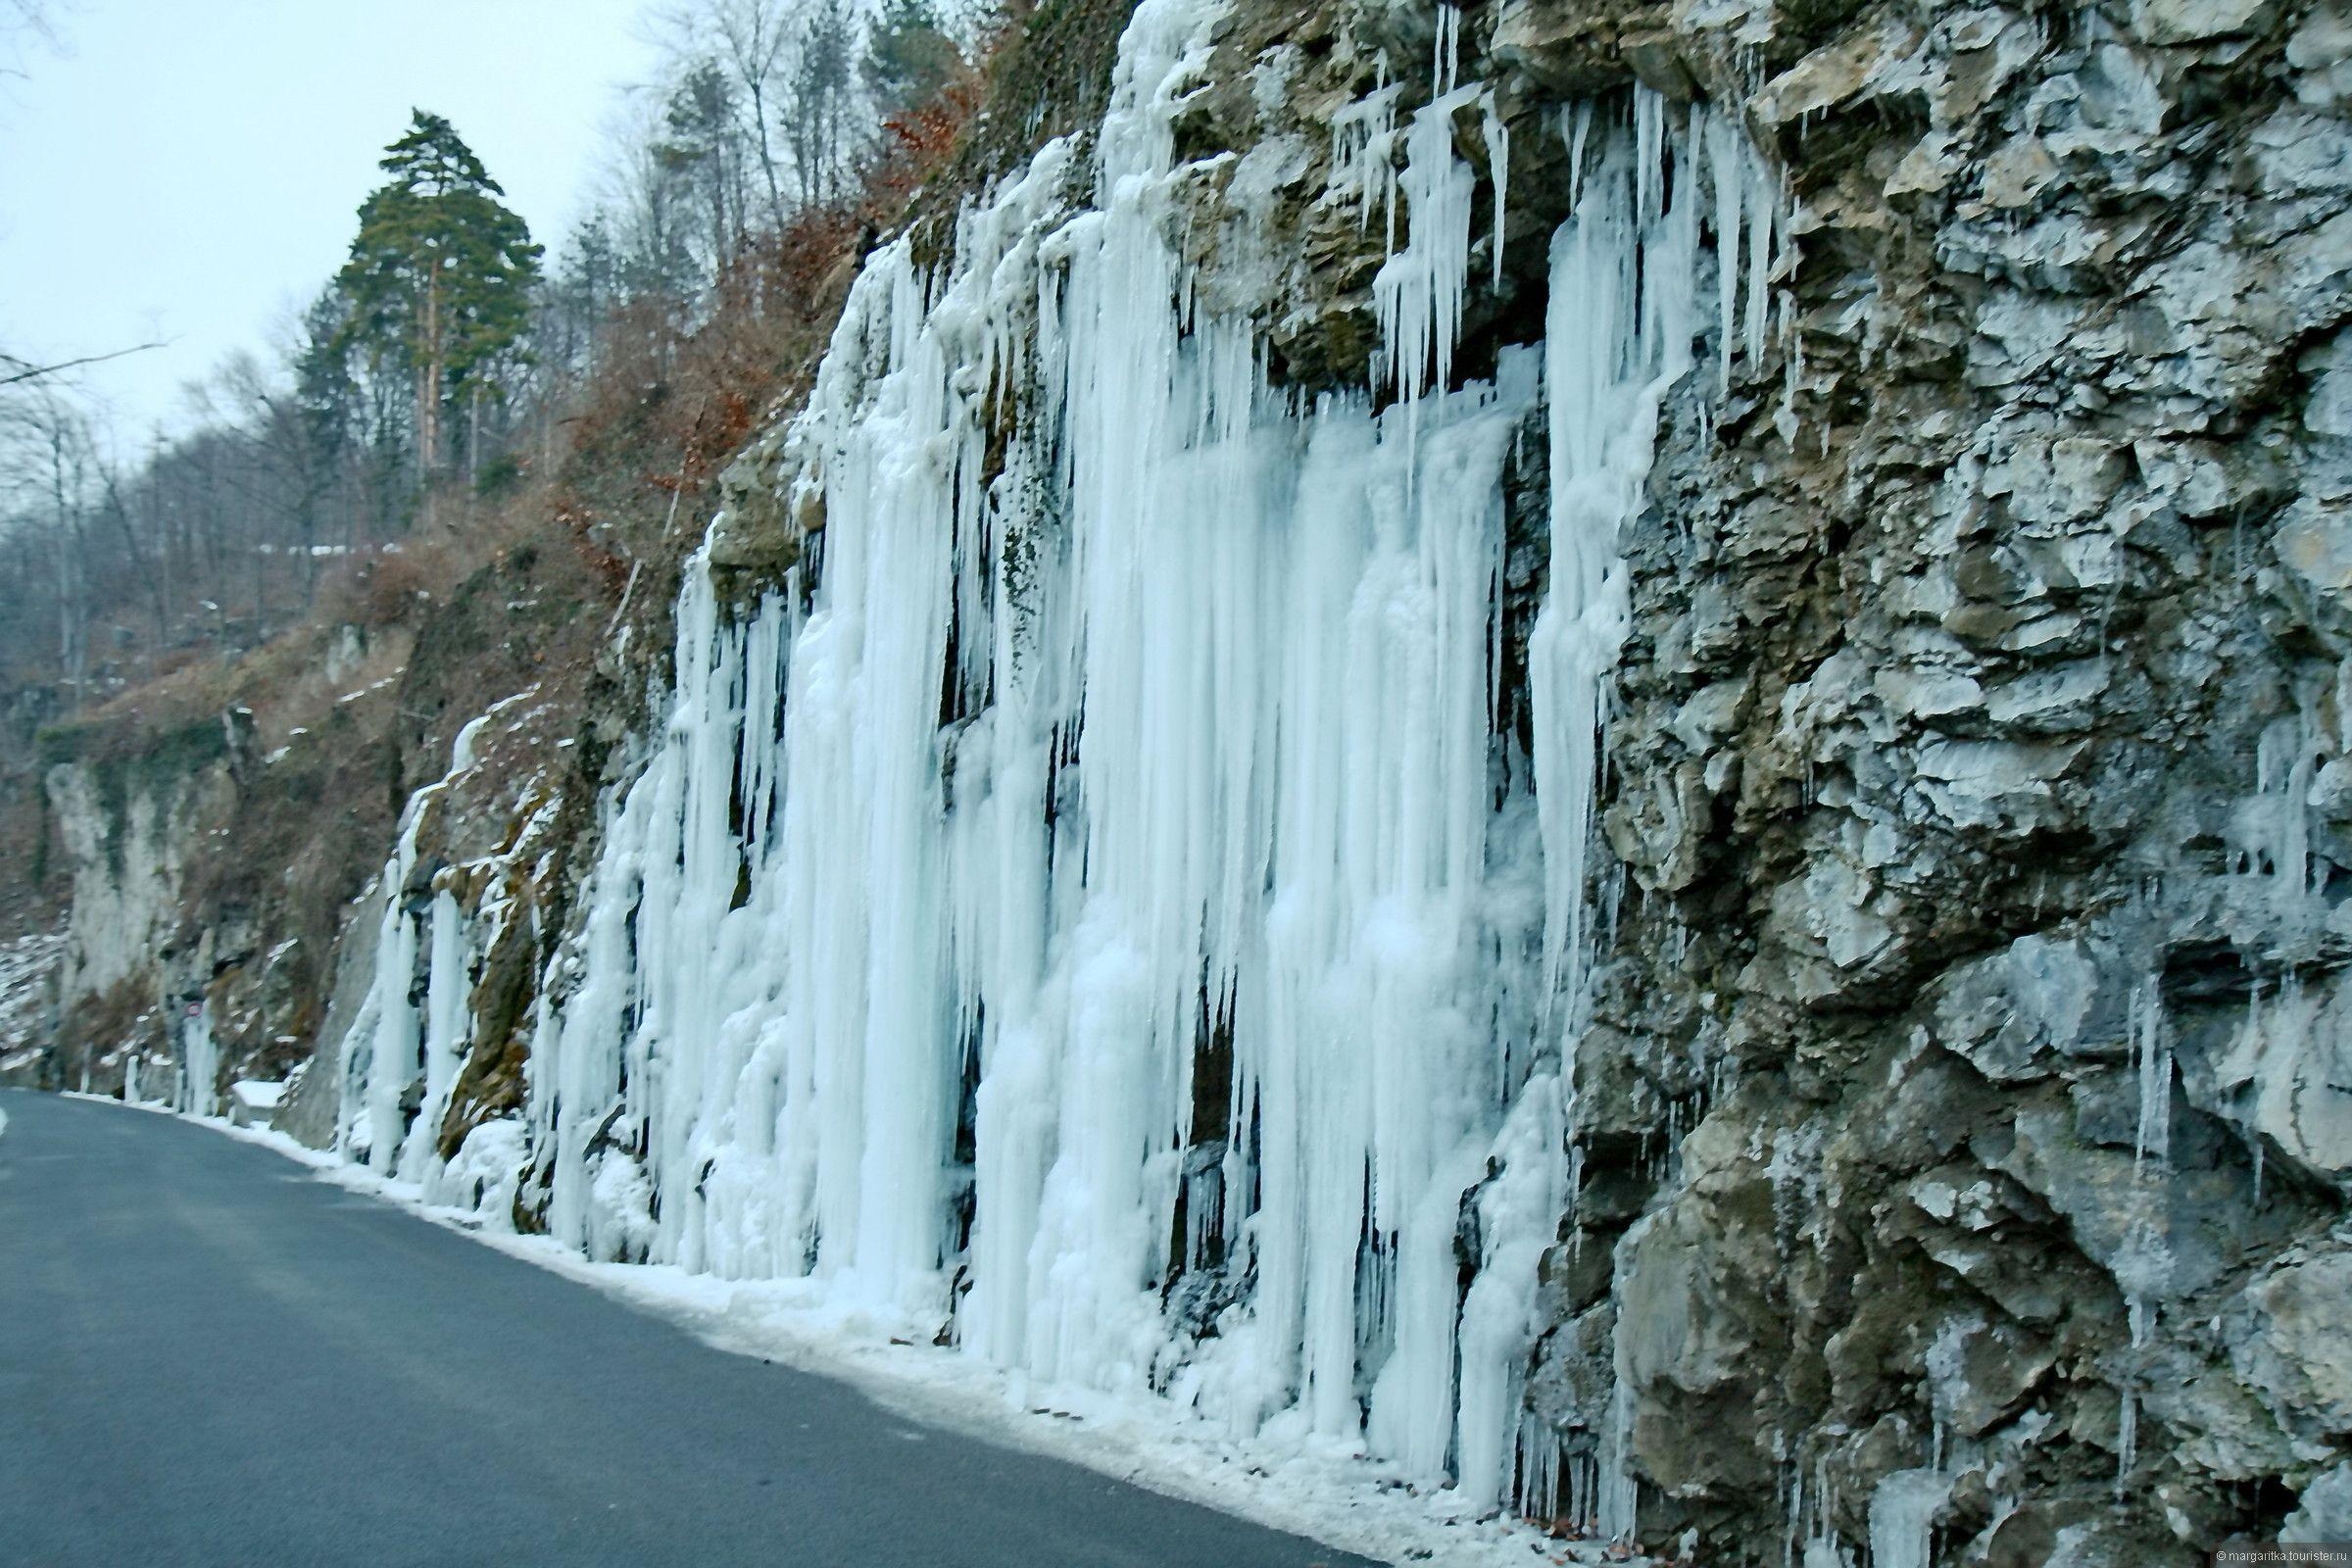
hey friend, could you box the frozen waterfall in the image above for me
[336,0,1783,1518]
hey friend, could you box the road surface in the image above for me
[0,1091,1380,1568]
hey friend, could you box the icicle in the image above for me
[2250,1121,2267,1205]
[1530,89,1697,1025]
[2117,1392,2138,1496]
[179,1004,219,1118]
[1596,1371,1641,1543]
[1485,92,1510,290]
[1452,1076,1568,1509]
[395,887,472,1183]
[1518,1413,1563,1522]
[2132,977,2173,1175]
[1745,148,1775,364]
[1802,1452,1851,1568]
[1708,110,1743,396]
[343,817,424,1171]
[1370,76,1491,411]
[1326,66,1400,241]
[1867,1469,1954,1568]
[335,706,496,1175]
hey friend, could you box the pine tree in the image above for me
[785,0,856,205]
[658,60,743,279]
[549,213,620,378]
[335,111,542,493]
[861,0,961,120]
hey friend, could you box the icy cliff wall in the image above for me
[313,0,2352,1562]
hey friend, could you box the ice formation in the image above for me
[1868,1467,1956,1568]
[336,714,492,1180]
[177,1005,219,1118]
[332,0,1784,1518]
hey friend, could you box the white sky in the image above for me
[0,0,664,441]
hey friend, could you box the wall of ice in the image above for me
[332,0,1786,1515]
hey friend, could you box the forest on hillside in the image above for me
[0,0,979,732]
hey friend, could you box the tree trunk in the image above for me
[148,461,176,655]
[750,81,785,227]
[46,431,82,699]
[710,142,729,273]
[416,263,443,530]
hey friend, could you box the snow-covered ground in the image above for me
[77,1094,1632,1568]
[0,929,64,1079]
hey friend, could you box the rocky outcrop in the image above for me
[46,724,224,1013]
[38,718,233,1095]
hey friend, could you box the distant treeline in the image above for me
[0,0,980,716]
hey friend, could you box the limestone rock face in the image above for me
[39,730,234,1099]
[46,755,221,1016]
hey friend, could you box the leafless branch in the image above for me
[0,340,169,388]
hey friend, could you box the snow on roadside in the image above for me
[86,1098,1619,1568]
[0,929,64,1079]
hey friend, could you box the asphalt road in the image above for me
[0,1091,1379,1568]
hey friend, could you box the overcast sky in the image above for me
[0,0,663,442]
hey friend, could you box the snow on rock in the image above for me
[0,929,64,1083]
[226,1079,285,1128]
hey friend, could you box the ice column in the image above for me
[394,888,472,1183]
[334,714,492,1174]
[1531,96,1699,1025]
[178,1004,220,1118]
[1527,94,1772,1539]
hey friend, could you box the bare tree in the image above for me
[0,341,166,389]
[0,386,96,697]
[0,0,62,82]
[598,93,700,301]
[662,0,796,230]
[90,440,168,675]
